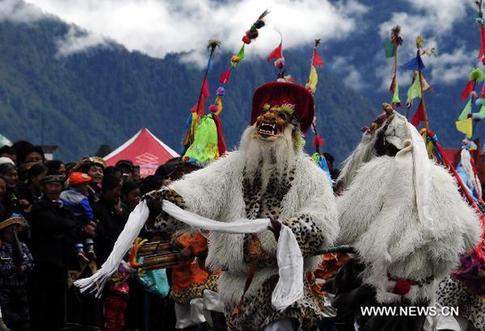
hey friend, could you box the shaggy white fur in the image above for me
[337,141,481,303]
[336,131,377,191]
[167,125,339,306]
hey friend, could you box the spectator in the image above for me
[156,157,199,185]
[11,141,33,167]
[45,160,66,176]
[0,163,24,215]
[94,174,126,265]
[104,166,122,180]
[64,162,78,175]
[121,181,140,212]
[132,165,141,182]
[80,159,105,203]
[115,160,134,182]
[0,146,16,165]
[140,175,164,196]
[0,214,33,331]
[16,163,48,206]
[155,158,179,184]
[60,172,96,264]
[93,175,129,330]
[29,172,78,331]
[0,178,7,220]
[12,143,44,181]
[23,147,44,165]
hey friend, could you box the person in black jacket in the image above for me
[94,174,127,266]
[93,175,129,331]
[28,172,78,331]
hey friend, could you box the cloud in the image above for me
[426,48,476,85]
[376,0,476,89]
[0,0,46,23]
[56,26,111,56]
[330,56,365,91]
[23,0,367,64]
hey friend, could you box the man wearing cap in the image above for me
[144,81,338,330]
[0,213,33,331]
[60,172,96,263]
[29,172,78,330]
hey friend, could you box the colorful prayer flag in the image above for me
[219,69,231,84]
[267,42,283,62]
[307,66,318,93]
[383,41,395,58]
[312,48,324,66]
[411,100,425,127]
[401,51,425,71]
[458,99,472,121]
[407,73,422,103]
[456,118,473,138]
[461,81,475,101]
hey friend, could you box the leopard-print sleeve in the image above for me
[282,214,325,257]
[144,188,186,233]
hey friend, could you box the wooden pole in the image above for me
[418,68,430,132]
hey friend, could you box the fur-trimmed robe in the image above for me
[150,147,338,330]
[337,150,481,304]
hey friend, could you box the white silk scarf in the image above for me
[75,200,303,311]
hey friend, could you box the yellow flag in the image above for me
[456,118,473,138]
[306,66,318,93]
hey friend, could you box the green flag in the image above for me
[383,41,395,58]
[406,74,422,103]
[392,80,401,104]
[237,45,245,61]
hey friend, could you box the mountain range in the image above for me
[0,0,482,163]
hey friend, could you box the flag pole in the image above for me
[391,26,401,108]
[195,41,219,117]
[416,36,430,132]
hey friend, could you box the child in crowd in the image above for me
[60,172,97,263]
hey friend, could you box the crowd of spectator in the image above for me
[0,140,185,331]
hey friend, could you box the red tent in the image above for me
[104,128,179,177]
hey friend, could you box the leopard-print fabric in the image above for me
[143,188,186,233]
[171,282,207,304]
[229,165,330,330]
[437,277,485,330]
[171,272,220,305]
[205,272,220,292]
[282,214,325,257]
[226,274,334,331]
[242,165,295,220]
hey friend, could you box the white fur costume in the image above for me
[151,126,338,330]
[336,114,481,304]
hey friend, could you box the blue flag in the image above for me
[401,51,425,71]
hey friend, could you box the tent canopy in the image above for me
[104,128,179,177]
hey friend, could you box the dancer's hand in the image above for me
[268,218,282,241]
[144,190,164,217]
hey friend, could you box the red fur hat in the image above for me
[251,82,315,133]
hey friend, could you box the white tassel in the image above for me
[74,201,149,296]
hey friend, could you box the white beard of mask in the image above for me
[239,124,298,183]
